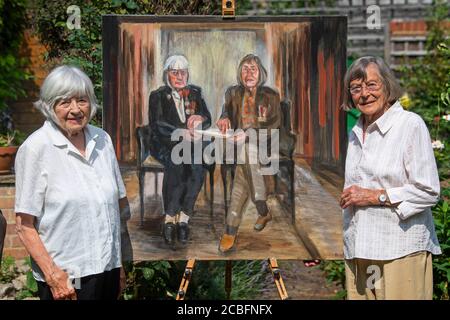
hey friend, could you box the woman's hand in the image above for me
[216,117,231,134]
[15,213,77,300]
[340,185,380,209]
[46,266,77,300]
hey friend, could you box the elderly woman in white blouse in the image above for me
[14,65,131,300]
[340,56,441,300]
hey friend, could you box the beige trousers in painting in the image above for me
[226,142,266,228]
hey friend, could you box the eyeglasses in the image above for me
[349,81,382,95]
[168,69,188,77]
[241,66,259,75]
[56,97,89,109]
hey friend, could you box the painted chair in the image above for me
[136,125,215,226]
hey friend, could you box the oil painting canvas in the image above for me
[102,16,347,261]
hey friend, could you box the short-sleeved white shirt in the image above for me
[15,121,127,282]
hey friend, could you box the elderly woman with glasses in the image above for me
[340,56,441,300]
[14,65,131,300]
[148,55,211,246]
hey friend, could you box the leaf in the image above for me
[442,201,449,213]
[111,0,123,8]
[126,0,138,10]
[26,271,38,293]
[123,293,133,300]
[142,267,154,280]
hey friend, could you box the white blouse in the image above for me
[344,101,441,260]
[15,121,127,281]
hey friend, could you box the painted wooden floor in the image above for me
[122,159,343,261]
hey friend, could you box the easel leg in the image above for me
[225,260,232,299]
[176,259,196,300]
[268,258,289,300]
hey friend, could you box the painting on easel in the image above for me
[102,16,347,261]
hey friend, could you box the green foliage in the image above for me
[187,261,227,300]
[227,260,265,300]
[0,0,27,51]
[15,257,38,300]
[235,0,253,15]
[33,0,220,125]
[0,0,30,144]
[188,260,265,300]
[0,55,29,110]
[0,0,30,103]
[266,0,336,13]
[433,200,450,300]
[321,260,346,299]
[0,129,26,147]
[399,0,450,144]
[0,256,18,283]
[0,256,38,299]
[122,260,176,299]
[120,260,265,300]
[435,148,450,182]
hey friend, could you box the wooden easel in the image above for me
[176,259,195,300]
[176,1,289,302]
[176,258,289,300]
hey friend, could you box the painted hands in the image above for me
[216,117,231,134]
[187,115,204,130]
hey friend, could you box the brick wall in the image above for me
[1,30,48,261]
[11,29,47,136]
[387,20,450,69]
[390,20,450,36]
[1,179,28,259]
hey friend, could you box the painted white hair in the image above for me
[162,54,190,86]
[163,54,189,71]
[34,65,99,124]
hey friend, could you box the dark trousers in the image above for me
[37,268,120,300]
[0,210,6,264]
[163,162,205,216]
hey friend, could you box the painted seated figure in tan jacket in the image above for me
[216,54,281,253]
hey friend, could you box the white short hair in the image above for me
[163,55,189,71]
[34,65,99,124]
[163,55,189,86]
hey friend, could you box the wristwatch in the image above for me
[378,192,387,206]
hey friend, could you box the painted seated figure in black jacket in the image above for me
[148,55,211,246]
